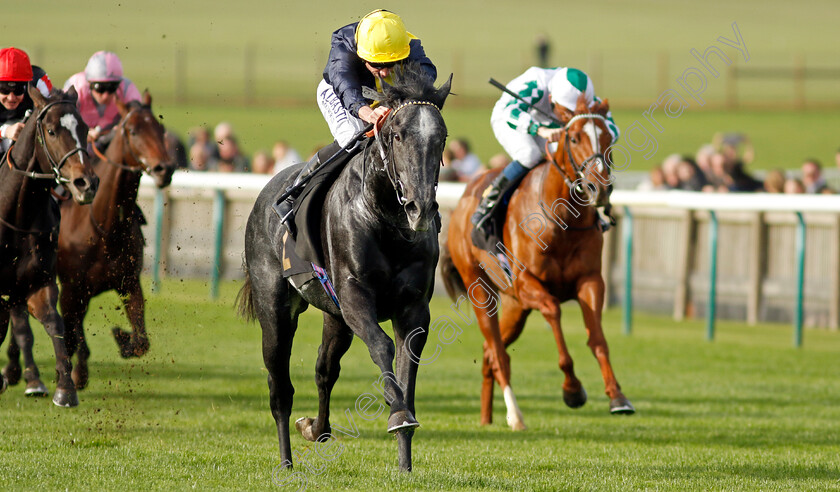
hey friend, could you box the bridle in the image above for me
[3,100,89,185]
[546,113,610,196]
[90,106,157,176]
[372,101,443,205]
[371,100,442,207]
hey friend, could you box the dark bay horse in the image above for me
[2,93,174,392]
[238,66,451,472]
[0,87,98,407]
[441,95,634,430]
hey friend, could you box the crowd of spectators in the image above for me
[637,133,837,195]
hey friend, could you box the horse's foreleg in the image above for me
[0,307,10,395]
[296,314,354,443]
[577,275,634,414]
[2,307,22,386]
[60,287,92,390]
[517,269,586,410]
[114,279,149,358]
[27,285,78,407]
[12,304,48,396]
[341,281,410,419]
[392,301,431,472]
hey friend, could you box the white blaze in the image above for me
[59,113,85,164]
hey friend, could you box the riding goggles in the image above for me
[0,81,27,96]
[90,81,120,94]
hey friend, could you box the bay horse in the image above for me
[2,92,174,393]
[0,86,99,407]
[238,65,451,472]
[441,94,634,430]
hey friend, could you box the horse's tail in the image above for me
[235,263,257,323]
[439,240,466,301]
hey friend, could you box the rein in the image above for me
[90,107,151,175]
[4,100,89,185]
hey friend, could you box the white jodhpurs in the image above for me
[316,79,368,148]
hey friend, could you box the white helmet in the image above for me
[84,51,124,82]
[548,67,595,112]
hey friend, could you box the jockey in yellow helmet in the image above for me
[276,10,437,225]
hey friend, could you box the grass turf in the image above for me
[1,278,839,490]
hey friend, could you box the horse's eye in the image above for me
[570,136,578,144]
[47,129,55,136]
[394,133,401,142]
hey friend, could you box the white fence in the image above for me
[137,173,840,330]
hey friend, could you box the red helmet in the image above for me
[0,47,33,82]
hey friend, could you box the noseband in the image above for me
[4,100,89,185]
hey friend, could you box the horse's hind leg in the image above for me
[481,295,530,429]
[27,285,78,407]
[10,305,49,396]
[113,278,149,358]
[254,275,300,469]
[295,313,353,442]
[577,274,634,414]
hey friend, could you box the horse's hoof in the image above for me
[24,381,49,397]
[610,397,636,415]
[387,410,419,433]
[294,417,319,442]
[113,328,148,358]
[2,364,21,386]
[0,375,7,395]
[52,388,79,408]
[506,415,527,431]
[563,387,587,409]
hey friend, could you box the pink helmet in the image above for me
[84,51,123,82]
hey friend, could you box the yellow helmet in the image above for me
[355,10,417,64]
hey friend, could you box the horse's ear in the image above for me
[29,83,48,109]
[434,73,453,110]
[592,99,610,116]
[63,85,78,104]
[116,97,129,117]
[575,92,588,114]
[142,89,152,107]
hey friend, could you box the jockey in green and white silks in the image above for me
[472,67,619,230]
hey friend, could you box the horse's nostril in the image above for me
[73,178,89,190]
[153,165,165,175]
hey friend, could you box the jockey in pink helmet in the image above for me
[63,51,141,143]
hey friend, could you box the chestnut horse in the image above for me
[0,87,98,407]
[441,95,634,430]
[2,93,174,392]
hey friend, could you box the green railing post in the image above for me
[210,189,226,299]
[707,211,719,341]
[794,212,806,348]
[622,206,634,336]
[151,188,165,294]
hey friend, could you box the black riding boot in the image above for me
[471,160,530,231]
[274,140,342,223]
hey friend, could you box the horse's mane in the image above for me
[363,61,450,109]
